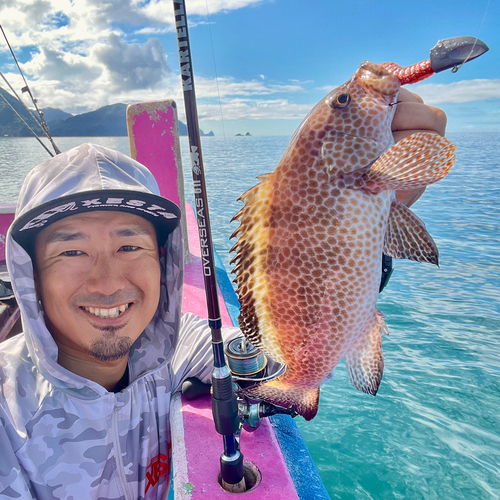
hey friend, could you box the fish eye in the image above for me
[329,92,351,108]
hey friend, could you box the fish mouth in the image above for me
[360,61,391,78]
[358,61,400,98]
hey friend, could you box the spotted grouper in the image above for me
[230,61,455,421]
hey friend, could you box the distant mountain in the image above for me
[0,89,214,137]
[48,103,213,137]
[41,107,73,124]
[48,103,129,136]
[0,88,46,137]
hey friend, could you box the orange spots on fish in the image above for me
[231,61,455,420]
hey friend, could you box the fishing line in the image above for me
[0,92,54,156]
[453,0,491,73]
[204,0,228,151]
[232,364,287,383]
[0,70,46,134]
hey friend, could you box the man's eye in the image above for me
[61,250,84,257]
[120,245,140,252]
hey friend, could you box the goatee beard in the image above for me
[85,329,133,362]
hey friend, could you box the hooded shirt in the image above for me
[0,144,240,499]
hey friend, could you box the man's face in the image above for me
[34,211,161,362]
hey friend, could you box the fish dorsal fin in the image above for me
[384,199,439,265]
[230,172,285,363]
[365,132,455,192]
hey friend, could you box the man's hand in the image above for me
[392,88,447,207]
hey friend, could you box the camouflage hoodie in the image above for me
[0,144,238,499]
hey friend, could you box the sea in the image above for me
[1,133,499,499]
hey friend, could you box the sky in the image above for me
[0,0,498,136]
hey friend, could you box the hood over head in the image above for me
[11,142,181,255]
[6,143,185,398]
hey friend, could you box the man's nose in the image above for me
[85,255,127,295]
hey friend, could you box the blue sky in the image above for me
[0,0,498,136]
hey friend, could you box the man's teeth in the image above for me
[84,304,129,318]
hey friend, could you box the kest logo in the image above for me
[145,446,171,494]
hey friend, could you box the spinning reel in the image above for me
[181,337,296,433]
[225,337,296,432]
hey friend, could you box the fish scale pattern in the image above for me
[231,61,455,420]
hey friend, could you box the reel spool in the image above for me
[225,337,296,430]
[224,338,267,389]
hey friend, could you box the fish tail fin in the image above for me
[366,132,455,192]
[243,376,320,421]
[345,312,386,395]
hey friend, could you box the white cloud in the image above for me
[412,79,500,104]
[142,0,265,23]
[22,47,102,83]
[93,34,170,91]
[193,75,304,98]
[195,98,312,121]
[317,84,342,92]
[0,0,266,48]
[0,0,276,120]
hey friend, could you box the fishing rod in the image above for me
[172,0,246,492]
[0,91,54,157]
[0,70,47,135]
[0,25,61,155]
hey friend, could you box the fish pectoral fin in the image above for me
[364,132,455,193]
[384,199,439,265]
[243,376,320,421]
[344,315,386,396]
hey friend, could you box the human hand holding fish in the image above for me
[230,39,488,421]
[392,88,448,207]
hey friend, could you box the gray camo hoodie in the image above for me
[0,144,237,499]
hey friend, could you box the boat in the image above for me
[0,203,19,341]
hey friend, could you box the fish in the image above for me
[229,61,456,421]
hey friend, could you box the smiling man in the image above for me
[0,143,243,499]
[0,91,447,499]
[34,210,163,390]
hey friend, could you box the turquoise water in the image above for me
[1,133,499,499]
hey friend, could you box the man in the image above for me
[0,90,446,499]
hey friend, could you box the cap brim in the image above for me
[11,189,181,253]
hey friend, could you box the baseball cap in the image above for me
[11,143,181,253]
